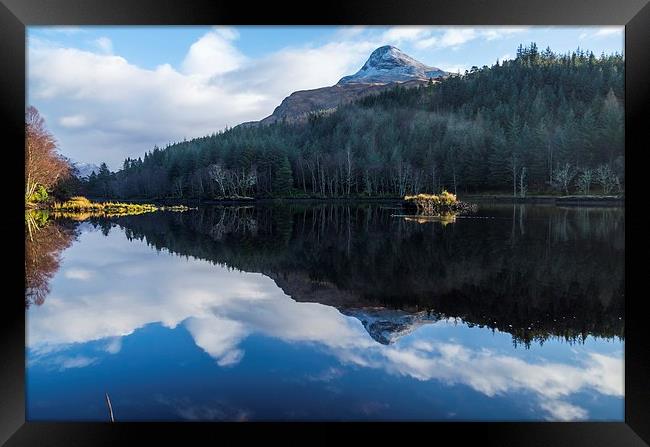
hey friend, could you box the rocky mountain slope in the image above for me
[253,45,449,126]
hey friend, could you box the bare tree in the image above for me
[207,164,227,197]
[511,152,520,198]
[595,164,618,195]
[550,163,575,195]
[518,166,527,198]
[25,106,71,201]
[576,168,593,195]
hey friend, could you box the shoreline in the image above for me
[69,194,625,208]
[461,194,624,206]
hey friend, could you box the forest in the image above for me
[75,44,624,200]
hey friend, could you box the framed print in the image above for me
[1,0,648,445]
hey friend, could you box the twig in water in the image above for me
[105,392,115,422]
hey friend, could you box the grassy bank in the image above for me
[43,196,193,217]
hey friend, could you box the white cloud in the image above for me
[94,37,113,54]
[181,27,246,77]
[382,26,433,43]
[59,115,89,129]
[595,27,623,37]
[334,26,368,39]
[37,26,87,36]
[63,267,94,279]
[415,27,528,50]
[437,64,468,74]
[440,29,478,47]
[481,27,528,41]
[579,27,623,41]
[29,44,265,168]
[220,40,376,106]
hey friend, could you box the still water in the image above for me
[26,202,624,421]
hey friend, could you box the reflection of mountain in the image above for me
[96,203,624,347]
[267,270,440,344]
[340,308,438,345]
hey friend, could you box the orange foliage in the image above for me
[25,106,71,201]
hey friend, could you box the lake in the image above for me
[25,202,625,421]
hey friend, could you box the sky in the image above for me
[27,26,624,170]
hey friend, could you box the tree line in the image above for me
[81,43,624,200]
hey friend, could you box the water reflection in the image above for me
[26,203,624,421]
[114,203,624,347]
[25,210,78,307]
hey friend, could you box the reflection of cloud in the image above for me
[185,316,247,366]
[104,337,122,354]
[28,226,623,420]
[378,342,622,420]
[29,354,99,371]
[306,367,344,382]
[155,395,251,421]
[540,400,588,421]
[358,401,390,415]
[58,355,98,369]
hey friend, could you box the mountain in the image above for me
[338,45,447,85]
[73,162,100,179]
[60,156,100,179]
[254,45,449,126]
[257,80,422,126]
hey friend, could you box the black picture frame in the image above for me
[1,0,647,445]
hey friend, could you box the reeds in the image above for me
[403,190,476,215]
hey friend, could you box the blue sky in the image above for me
[27,26,624,169]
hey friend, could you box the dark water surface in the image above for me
[26,202,624,421]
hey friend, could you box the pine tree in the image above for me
[272,155,294,196]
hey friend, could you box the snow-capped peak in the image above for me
[337,45,448,85]
[70,160,100,179]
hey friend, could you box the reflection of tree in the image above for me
[104,203,624,346]
[25,211,77,307]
